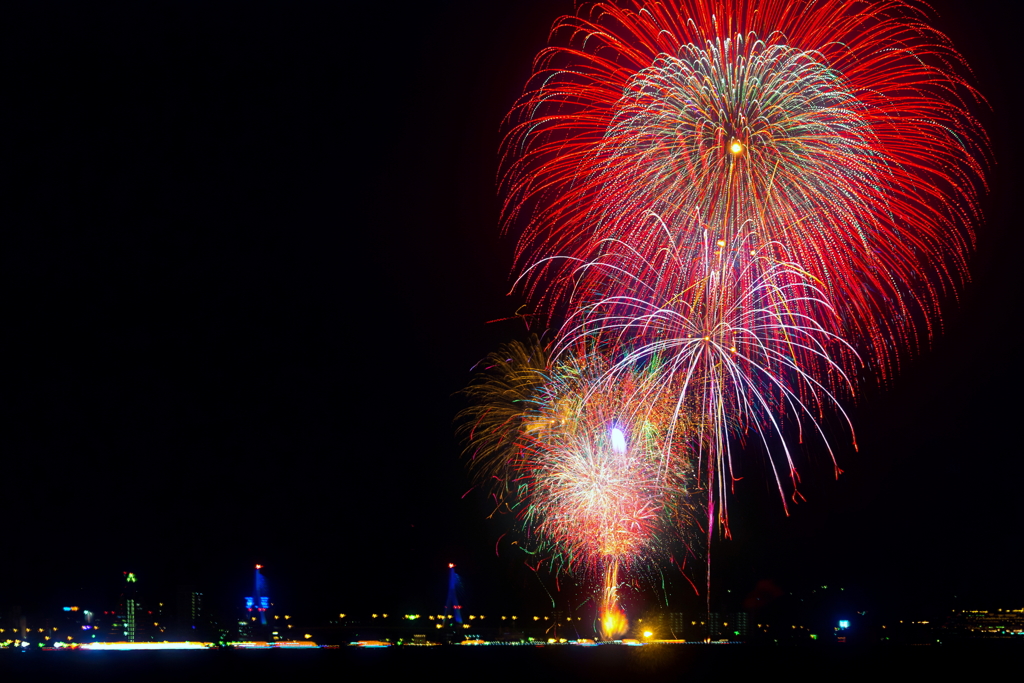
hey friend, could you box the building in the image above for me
[175,586,205,639]
[946,609,1024,639]
[707,611,749,640]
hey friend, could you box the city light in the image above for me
[12,564,1016,651]
[81,642,212,651]
[353,641,390,648]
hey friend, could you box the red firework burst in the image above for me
[501,0,988,378]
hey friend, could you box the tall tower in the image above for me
[444,563,463,626]
[244,564,270,626]
[120,571,139,642]
[175,585,204,637]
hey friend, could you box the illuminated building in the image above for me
[708,612,721,639]
[244,564,271,627]
[731,612,749,639]
[103,571,149,642]
[121,572,139,642]
[175,586,205,638]
[5,606,27,642]
[668,612,688,639]
[443,563,463,627]
[947,609,1024,639]
[707,611,749,640]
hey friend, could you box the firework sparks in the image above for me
[599,558,629,640]
[555,227,858,528]
[457,334,550,498]
[462,0,987,626]
[515,352,701,575]
[502,0,987,376]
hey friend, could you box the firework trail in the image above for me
[459,340,704,566]
[517,352,703,638]
[600,559,629,639]
[553,226,858,530]
[457,334,550,498]
[460,344,705,635]
[518,355,697,573]
[462,0,986,636]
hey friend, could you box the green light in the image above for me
[127,573,137,583]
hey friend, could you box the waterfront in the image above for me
[2,642,1020,682]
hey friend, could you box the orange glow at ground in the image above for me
[599,558,628,640]
[600,604,628,640]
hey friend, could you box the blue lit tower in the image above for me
[444,563,463,626]
[244,564,270,626]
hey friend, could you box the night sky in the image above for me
[2,1,1020,622]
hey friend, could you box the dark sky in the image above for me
[1,1,1019,622]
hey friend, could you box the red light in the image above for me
[448,563,455,569]
[256,564,263,569]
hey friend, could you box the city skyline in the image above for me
[6,561,1023,648]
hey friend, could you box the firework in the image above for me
[515,352,703,638]
[458,334,701,570]
[457,334,550,495]
[555,227,857,529]
[462,0,986,629]
[526,384,647,567]
[460,335,706,637]
[599,559,629,640]
[502,0,987,376]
